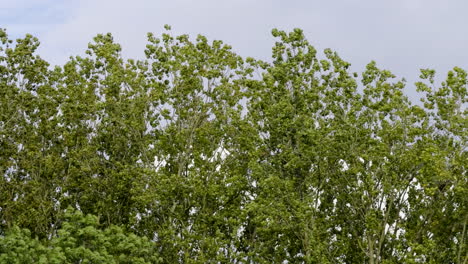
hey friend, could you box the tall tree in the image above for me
[0,27,466,263]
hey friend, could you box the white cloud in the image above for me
[38,0,280,64]
[3,0,466,102]
[0,0,51,10]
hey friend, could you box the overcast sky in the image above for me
[2,0,468,100]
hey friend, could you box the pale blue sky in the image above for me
[2,0,468,101]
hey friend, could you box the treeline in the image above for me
[0,26,466,263]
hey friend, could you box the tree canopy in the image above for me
[0,26,466,263]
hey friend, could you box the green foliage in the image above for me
[0,207,160,263]
[0,26,466,263]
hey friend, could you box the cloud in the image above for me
[38,0,281,64]
[4,0,468,101]
[1,0,75,40]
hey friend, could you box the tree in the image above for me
[0,207,160,263]
[0,26,466,263]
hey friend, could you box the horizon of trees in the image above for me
[0,26,466,263]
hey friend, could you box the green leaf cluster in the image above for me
[0,27,466,263]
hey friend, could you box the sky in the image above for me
[2,0,468,101]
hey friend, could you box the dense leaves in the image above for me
[0,207,160,263]
[0,27,466,263]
